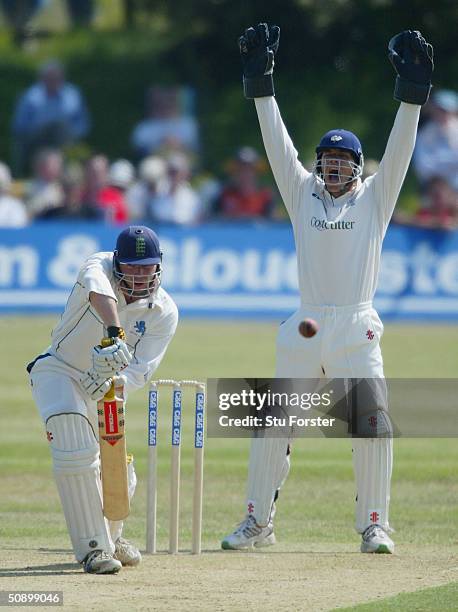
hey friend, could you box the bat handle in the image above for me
[99,337,119,400]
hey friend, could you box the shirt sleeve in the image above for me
[372,102,421,231]
[254,97,310,221]
[77,254,117,302]
[123,301,179,393]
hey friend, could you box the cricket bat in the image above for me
[97,374,130,521]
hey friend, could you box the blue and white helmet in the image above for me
[113,225,162,299]
[313,129,364,186]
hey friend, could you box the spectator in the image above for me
[25,148,64,218]
[413,89,458,200]
[80,155,129,224]
[149,152,201,225]
[36,163,102,220]
[130,86,199,161]
[126,155,168,220]
[0,161,28,227]
[415,177,458,228]
[12,59,90,175]
[213,147,276,219]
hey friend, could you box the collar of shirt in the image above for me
[115,286,166,312]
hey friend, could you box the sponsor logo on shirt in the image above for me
[311,216,355,231]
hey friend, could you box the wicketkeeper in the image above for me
[222,24,434,553]
[28,225,178,574]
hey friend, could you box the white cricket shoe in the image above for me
[114,537,142,566]
[221,515,276,550]
[83,550,122,574]
[360,524,394,554]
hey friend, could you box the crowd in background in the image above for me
[0,58,457,229]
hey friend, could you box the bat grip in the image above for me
[99,338,119,400]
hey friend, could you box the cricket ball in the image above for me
[298,318,318,338]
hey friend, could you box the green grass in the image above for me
[337,582,458,611]
[0,317,457,609]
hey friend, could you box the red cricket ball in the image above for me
[298,318,318,338]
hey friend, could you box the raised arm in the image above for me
[373,30,434,230]
[239,23,309,219]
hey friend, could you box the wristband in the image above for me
[243,74,275,99]
[106,326,126,340]
[394,77,432,105]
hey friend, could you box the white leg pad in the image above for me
[246,436,291,526]
[352,437,393,533]
[47,413,115,562]
[108,459,137,543]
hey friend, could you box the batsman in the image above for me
[222,25,434,553]
[28,225,178,574]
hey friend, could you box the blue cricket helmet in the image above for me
[114,225,162,265]
[316,129,363,166]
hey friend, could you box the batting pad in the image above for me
[246,436,291,526]
[47,413,115,562]
[352,437,393,533]
[108,457,137,543]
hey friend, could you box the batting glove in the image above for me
[92,337,132,376]
[238,23,280,99]
[388,30,434,105]
[80,369,113,401]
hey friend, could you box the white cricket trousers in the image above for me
[246,302,393,533]
[28,355,136,562]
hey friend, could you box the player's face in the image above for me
[117,263,161,302]
[321,149,357,195]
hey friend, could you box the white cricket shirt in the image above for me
[48,251,178,392]
[255,97,420,305]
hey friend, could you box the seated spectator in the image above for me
[213,147,276,219]
[126,155,168,220]
[413,89,458,202]
[149,152,201,225]
[25,148,64,218]
[80,155,129,224]
[36,163,103,220]
[130,86,199,161]
[413,177,458,229]
[0,161,28,227]
[12,59,90,175]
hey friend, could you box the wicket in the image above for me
[146,379,205,555]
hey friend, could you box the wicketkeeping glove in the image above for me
[80,369,113,401]
[92,337,132,376]
[388,30,433,105]
[238,22,280,99]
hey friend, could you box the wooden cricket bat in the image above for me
[97,374,130,521]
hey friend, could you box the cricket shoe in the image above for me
[83,550,122,574]
[114,537,142,566]
[360,524,394,554]
[221,515,276,550]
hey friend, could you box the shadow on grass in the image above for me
[0,547,81,576]
[0,563,81,577]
